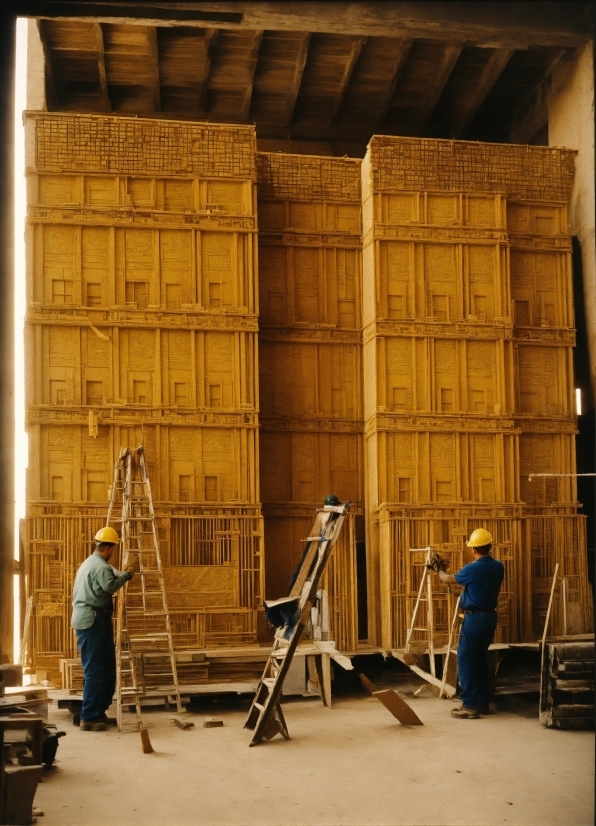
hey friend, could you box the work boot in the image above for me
[478,704,492,715]
[80,719,107,731]
[451,704,479,719]
[98,714,118,727]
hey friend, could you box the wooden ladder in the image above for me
[404,546,458,697]
[108,447,182,732]
[405,547,438,681]
[244,502,349,746]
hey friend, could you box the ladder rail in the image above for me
[244,504,347,746]
[439,593,462,698]
[138,447,182,713]
[405,547,431,654]
[114,447,182,730]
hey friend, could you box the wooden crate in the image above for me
[362,237,511,328]
[30,324,258,411]
[366,427,519,508]
[27,423,260,504]
[372,191,507,231]
[364,334,515,419]
[514,342,575,418]
[30,223,259,316]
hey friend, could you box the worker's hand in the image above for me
[426,554,448,573]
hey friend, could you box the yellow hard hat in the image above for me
[95,526,119,544]
[466,528,493,548]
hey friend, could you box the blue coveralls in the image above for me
[454,555,505,710]
[71,552,132,722]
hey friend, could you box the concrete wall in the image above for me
[549,41,595,403]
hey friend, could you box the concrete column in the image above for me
[549,42,596,403]
[0,12,15,664]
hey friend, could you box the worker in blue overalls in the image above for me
[71,527,138,731]
[437,528,504,718]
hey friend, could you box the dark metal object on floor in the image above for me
[540,638,595,729]
[0,709,44,825]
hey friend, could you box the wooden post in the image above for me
[0,10,15,666]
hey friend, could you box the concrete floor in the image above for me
[34,673,594,826]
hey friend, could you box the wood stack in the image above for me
[24,113,264,684]
[23,116,592,680]
[361,136,592,648]
[256,153,363,651]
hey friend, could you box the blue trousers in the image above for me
[76,613,116,722]
[457,611,497,709]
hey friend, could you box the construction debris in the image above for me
[203,718,224,728]
[139,726,154,754]
[359,673,423,726]
[172,718,195,731]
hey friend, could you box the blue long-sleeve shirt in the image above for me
[71,551,132,630]
[454,555,504,610]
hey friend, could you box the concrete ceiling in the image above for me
[18,1,595,152]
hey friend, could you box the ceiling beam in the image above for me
[282,32,310,128]
[373,39,412,131]
[36,19,59,108]
[447,48,514,138]
[197,28,218,112]
[15,2,594,49]
[147,26,161,111]
[329,37,366,126]
[93,22,111,110]
[239,29,263,122]
[417,45,462,132]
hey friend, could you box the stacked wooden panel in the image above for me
[24,113,264,683]
[256,153,363,651]
[362,136,592,648]
[507,197,590,638]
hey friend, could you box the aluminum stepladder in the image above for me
[107,446,182,732]
[244,502,349,746]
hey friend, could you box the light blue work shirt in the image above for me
[71,551,132,630]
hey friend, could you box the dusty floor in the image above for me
[34,670,594,826]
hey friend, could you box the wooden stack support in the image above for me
[24,113,264,685]
[256,153,363,651]
[361,136,592,649]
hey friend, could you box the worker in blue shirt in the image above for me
[71,527,137,731]
[437,528,504,718]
